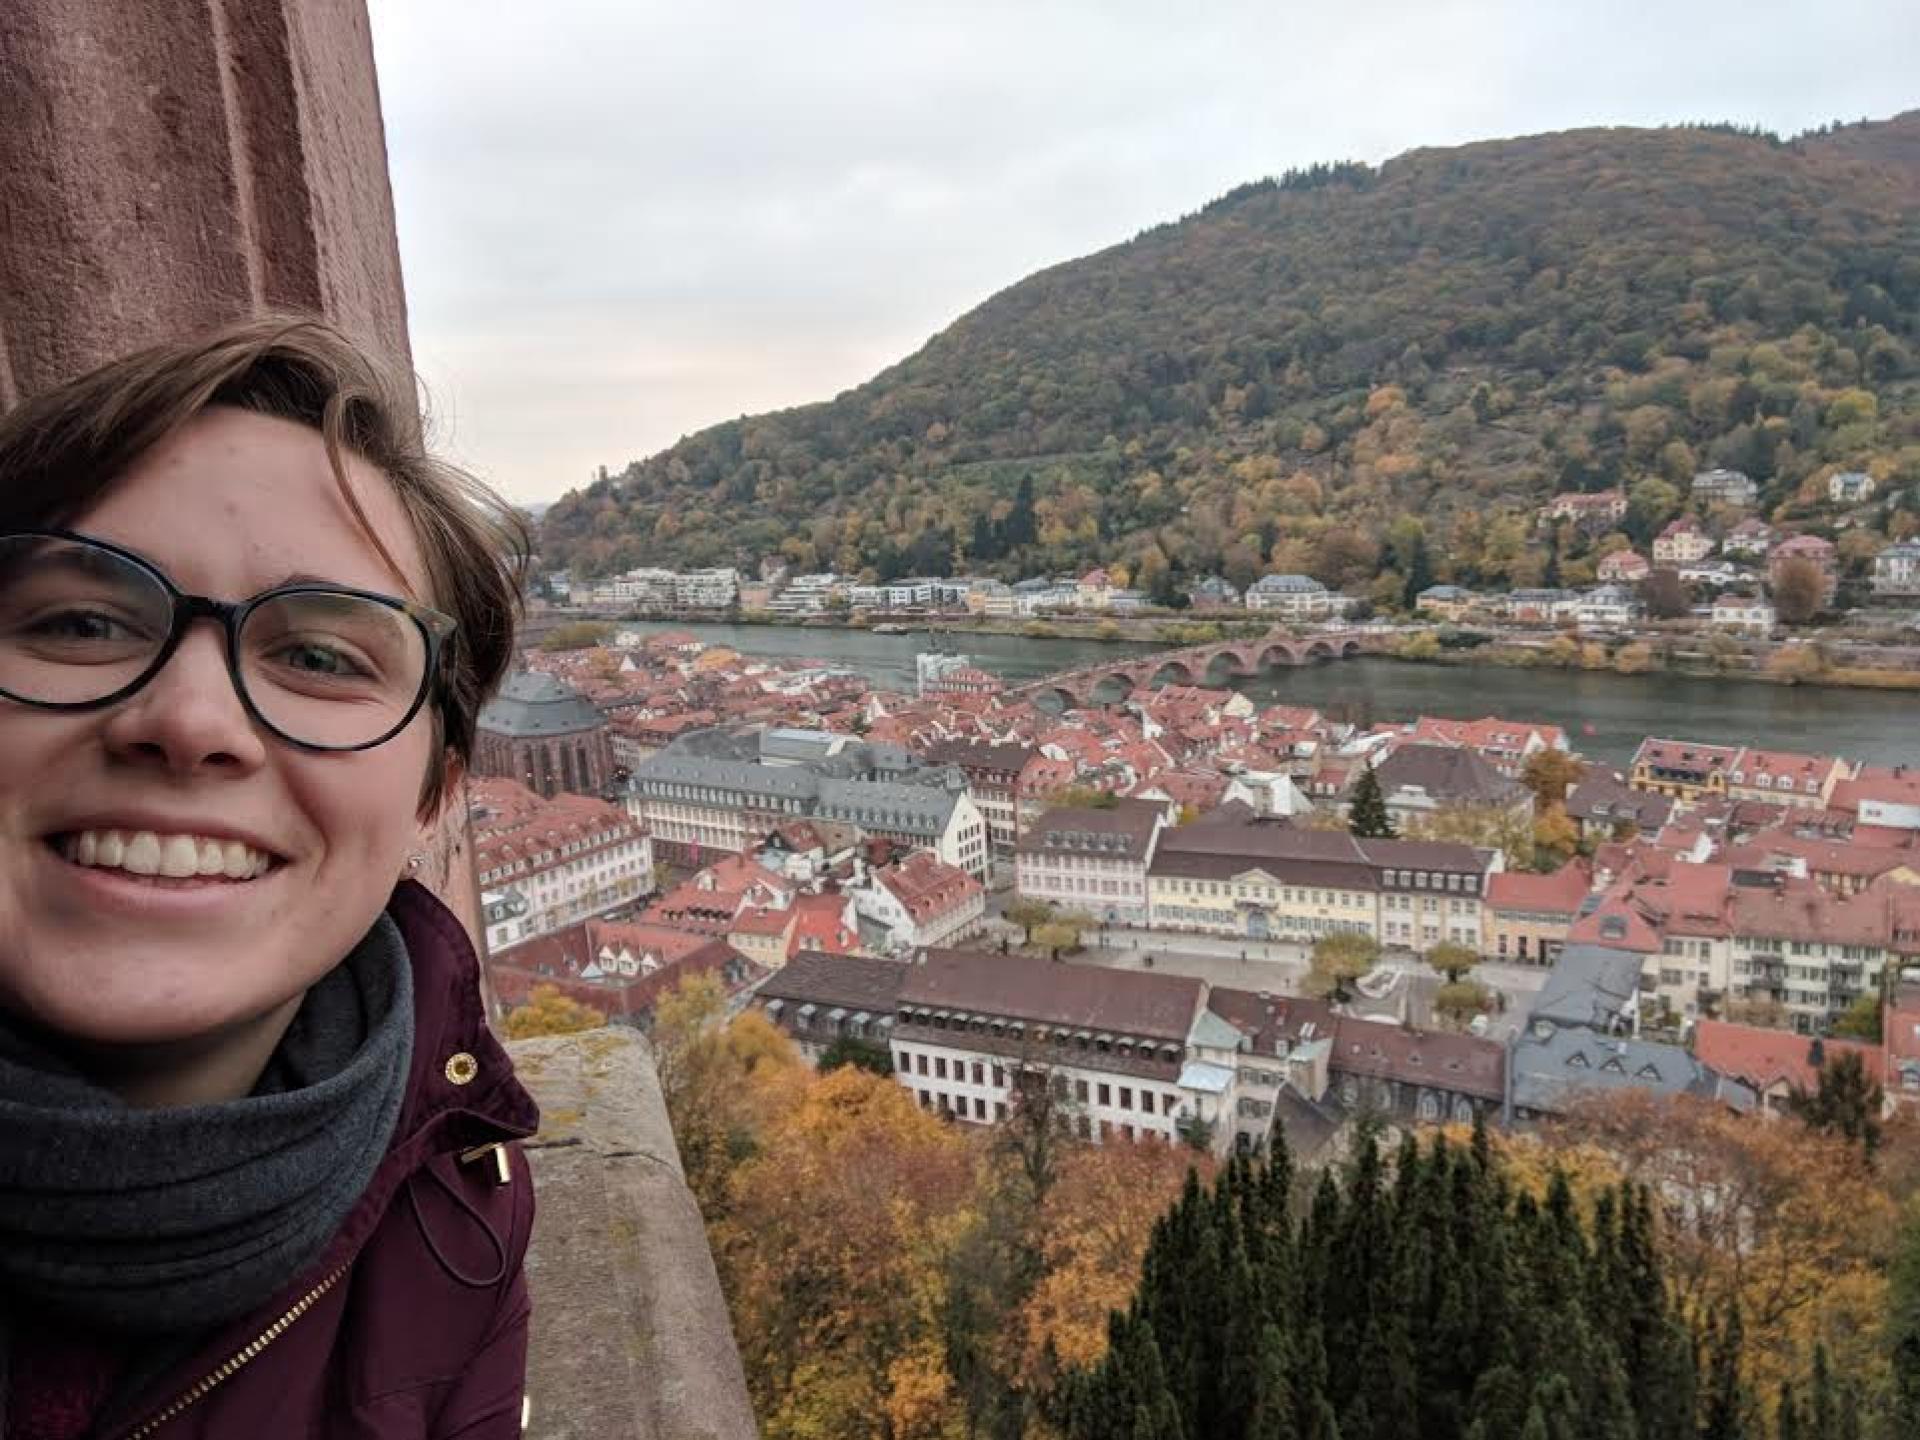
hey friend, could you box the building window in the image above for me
[1098,1083,1112,1107]
[935,1057,948,1080]
[1119,1086,1134,1111]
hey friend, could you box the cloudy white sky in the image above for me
[368,1,1918,506]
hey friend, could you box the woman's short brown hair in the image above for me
[0,314,529,811]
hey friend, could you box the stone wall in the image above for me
[508,1028,760,1440]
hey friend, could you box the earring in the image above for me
[406,852,427,873]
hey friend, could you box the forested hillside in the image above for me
[542,116,1920,599]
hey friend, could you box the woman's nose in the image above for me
[97,624,270,775]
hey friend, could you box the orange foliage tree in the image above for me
[1018,1140,1214,1386]
[1548,1091,1898,1405]
[717,1066,980,1440]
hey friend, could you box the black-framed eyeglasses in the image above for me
[0,529,456,752]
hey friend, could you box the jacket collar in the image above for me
[385,879,540,1150]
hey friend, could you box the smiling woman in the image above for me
[0,316,540,1437]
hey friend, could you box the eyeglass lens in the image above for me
[0,535,429,748]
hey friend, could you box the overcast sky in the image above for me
[368,1,1918,507]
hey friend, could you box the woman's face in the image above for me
[0,407,442,1046]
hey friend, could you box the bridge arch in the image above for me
[1258,642,1301,670]
[1147,658,1199,688]
[1088,671,1137,705]
[1029,684,1081,715]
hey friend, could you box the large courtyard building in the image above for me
[753,948,1507,1153]
[1145,804,1498,953]
[628,728,990,877]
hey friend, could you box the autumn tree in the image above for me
[1427,940,1478,984]
[1829,993,1882,1041]
[1521,749,1587,810]
[1018,1140,1212,1392]
[1612,640,1655,674]
[1305,931,1381,1003]
[1434,980,1497,1030]
[652,971,808,1222]
[1407,805,1535,870]
[1006,898,1057,944]
[1549,1091,1897,1409]
[720,1066,978,1439]
[1641,566,1690,619]
[1766,643,1828,684]
[1773,558,1829,625]
[1033,913,1094,957]
[1532,804,1581,870]
[500,984,607,1040]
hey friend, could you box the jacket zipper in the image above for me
[118,1265,350,1439]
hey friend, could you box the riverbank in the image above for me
[595,618,1920,769]
[584,604,1920,693]
[1381,631,1920,692]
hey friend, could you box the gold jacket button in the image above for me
[444,1051,479,1085]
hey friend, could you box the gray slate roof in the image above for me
[1509,1024,1756,1116]
[1373,743,1528,808]
[1527,944,1647,1032]
[1566,773,1675,832]
[478,671,605,739]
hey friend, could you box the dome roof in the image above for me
[478,671,605,739]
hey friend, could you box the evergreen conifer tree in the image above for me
[1890,1201,1920,1438]
[1777,1381,1803,1440]
[1247,1324,1294,1440]
[1061,1131,1714,1440]
[1699,1304,1750,1440]
[1348,762,1396,838]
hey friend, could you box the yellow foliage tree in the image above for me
[500,984,607,1040]
[719,1066,978,1440]
[1018,1141,1213,1382]
[1532,804,1580,869]
[652,972,808,1222]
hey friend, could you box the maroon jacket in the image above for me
[89,882,540,1439]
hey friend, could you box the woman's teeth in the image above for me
[63,829,271,880]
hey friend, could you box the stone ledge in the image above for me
[509,1029,758,1440]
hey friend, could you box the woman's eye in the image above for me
[34,610,132,641]
[281,642,365,676]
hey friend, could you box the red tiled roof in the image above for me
[788,893,860,956]
[1487,861,1593,916]
[1692,1020,1883,1096]
[875,851,983,921]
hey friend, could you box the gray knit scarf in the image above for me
[0,913,414,1337]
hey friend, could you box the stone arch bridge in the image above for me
[1007,629,1385,709]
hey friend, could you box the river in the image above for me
[619,620,1919,770]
